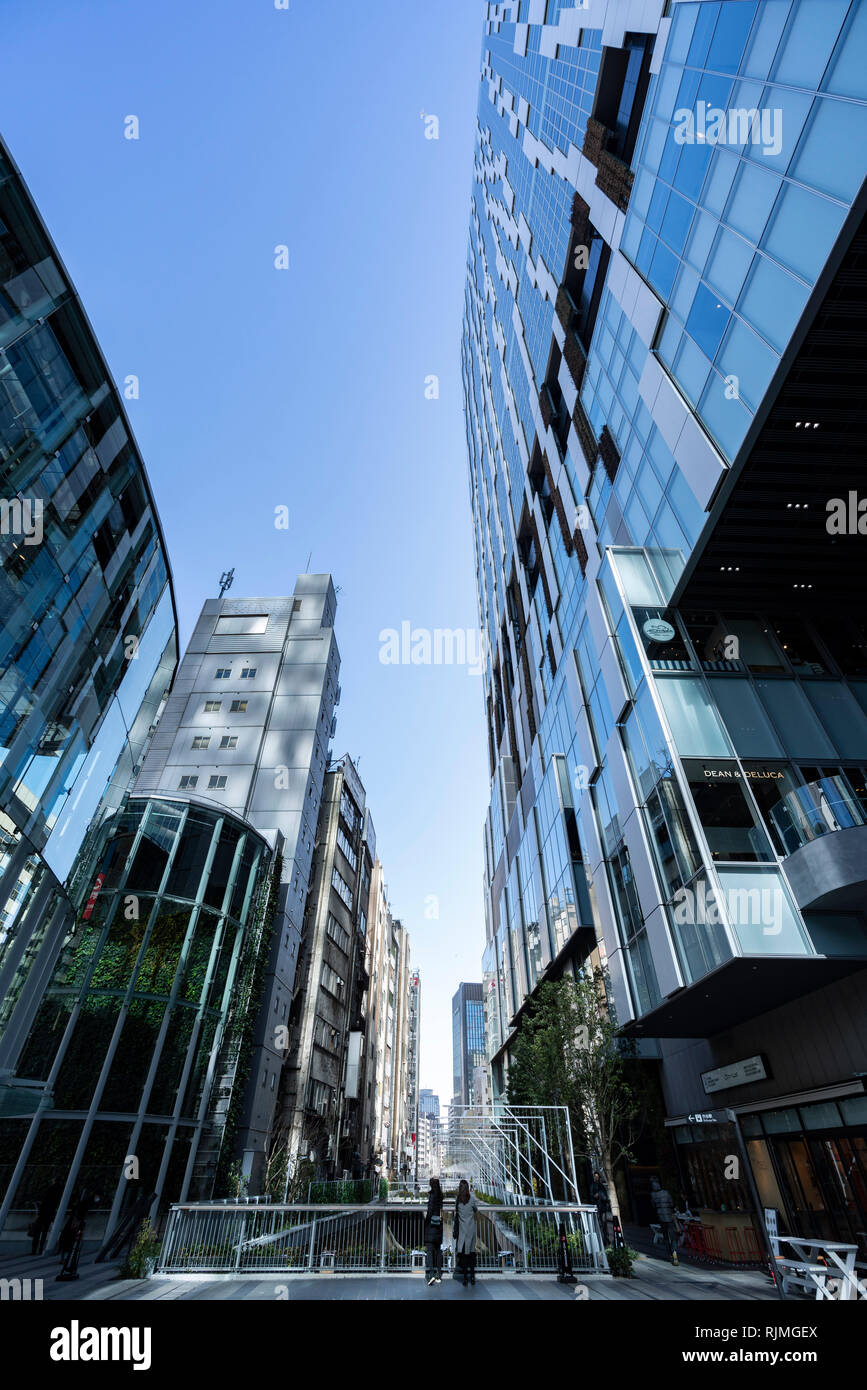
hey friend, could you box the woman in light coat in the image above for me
[453,1179,480,1286]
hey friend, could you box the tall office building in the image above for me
[406,970,420,1179]
[463,1,867,1248]
[451,982,486,1109]
[388,913,413,1179]
[277,754,375,1179]
[0,582,339,1242]
[364,858,412,1179]
[417,1089,442,1180]
[0,138,178,1239]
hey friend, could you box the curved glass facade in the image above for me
[0,796,271,1243]
[0,136,178,1091]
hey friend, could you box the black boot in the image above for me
[461,1254,468,1286]
[470,1253,476,1285]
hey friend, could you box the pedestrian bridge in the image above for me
[156,1201,608,1277]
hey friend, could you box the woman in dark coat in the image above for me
[454,1179,480,1286]
[424,1177,444,1286]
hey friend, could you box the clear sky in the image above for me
[4,0,489,1108]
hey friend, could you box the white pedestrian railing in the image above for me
[156,1202,608,1275]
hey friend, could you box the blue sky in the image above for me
[4,0,489,1108]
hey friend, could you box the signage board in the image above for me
[702,1054,768,1095]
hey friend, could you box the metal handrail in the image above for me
[156,1200,608,1276]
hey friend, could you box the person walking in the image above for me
[453,1179,480,1286]
[424,1177,444,1286]
[589,1170,612,1246]
[650,1177,679,1265]
[30,1178,63,1256]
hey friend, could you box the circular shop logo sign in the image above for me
[643,618,676,644]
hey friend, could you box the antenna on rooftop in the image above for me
[218,568,235,598]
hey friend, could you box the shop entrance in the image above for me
[746,1123,867,1257]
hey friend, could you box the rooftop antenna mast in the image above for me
[218,568,235,598]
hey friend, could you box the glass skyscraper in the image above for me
[451,981,486,1108]
[463,1,867,1247]
[0,136,177,1124]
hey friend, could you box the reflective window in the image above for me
[772,0,850,88]
[656,677,733,757]
[738,255,810,353]
[686,282,730,359]
[725,161,781,243]
[683,759,775,862]
[791,93,867,201]
[718,868,808,954]
[756,680,837,758]
[708,678,785,757]
[803,682,867,759]
[707,0,757,73]
[762,182,846,282]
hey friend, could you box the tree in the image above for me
[507,969,641,1222]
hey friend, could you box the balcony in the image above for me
[770,777,867,913]
[770,776,866,852]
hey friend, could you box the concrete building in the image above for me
[406,970,421,1180]
[463,0,867,1251]
[364,859,413,1180]
[276,755,373,1180]
[388,914,413,1179]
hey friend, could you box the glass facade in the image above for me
[451,982,485,1107]
[0,137,178,1133]
[623,0,867,461]
[463,1,867,1065]
[0,796,270,1242]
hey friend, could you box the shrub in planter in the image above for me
[606,1245,639,1278]
[121,1219,161,1279]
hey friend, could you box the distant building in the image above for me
[406,971,421,1179]
[451,982,485,1108]
[363,859,412,1180]
[277,755,373,1180]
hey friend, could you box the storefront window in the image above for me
[683,610,740,671]
[726,619,786,674]
[683,759,774,862]
[768,615,829,675]
[740,761,799,853]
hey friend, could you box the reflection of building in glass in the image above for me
[464,1,867,1253]
[0,796,270,1248]
[0,134,178,1228]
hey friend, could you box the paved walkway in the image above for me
[0,1250,777,1301]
